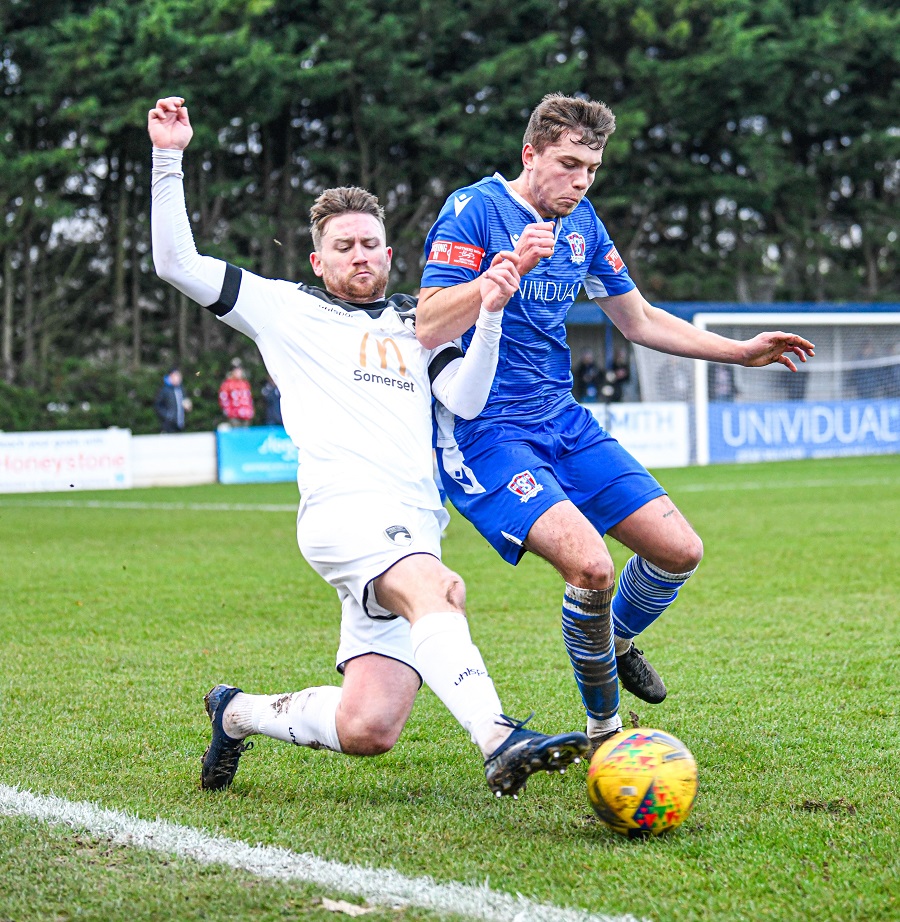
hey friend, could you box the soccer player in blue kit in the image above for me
[416,93,815,750]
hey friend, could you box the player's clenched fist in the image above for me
[148,96,193,150]
[512,221,556,275]
[480,251,520,313]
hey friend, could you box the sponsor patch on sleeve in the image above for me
[603,246,626,273]
[427,240,485,271]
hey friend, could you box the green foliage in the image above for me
[0,352,268,433]
[0,0,897,395]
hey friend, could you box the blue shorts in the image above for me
[437,403,666,565]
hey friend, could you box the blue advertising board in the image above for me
[216,426,298,484]
[708,398,900,463]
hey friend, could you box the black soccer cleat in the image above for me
[616,643,667,703]
[484,714,590,798]
[201,684,253,791]
[587,725,625,760]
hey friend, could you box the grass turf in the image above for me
[0,454,897,921]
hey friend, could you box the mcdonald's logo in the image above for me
[359,333,407,377]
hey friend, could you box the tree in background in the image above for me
[0,0,896,430]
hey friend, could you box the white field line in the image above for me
[0,476,895,512]
[0,499,297,512]
[0,785,643,922]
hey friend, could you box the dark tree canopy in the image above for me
[1,0,897,423]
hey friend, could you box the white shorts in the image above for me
[297,492,450,675]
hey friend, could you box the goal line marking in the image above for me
[0,785,642,922]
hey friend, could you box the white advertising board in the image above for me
[588,402,691,469]
[0,428,132,493]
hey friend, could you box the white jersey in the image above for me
[222,272,443,509]
[149,146,502,514]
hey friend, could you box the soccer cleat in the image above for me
[201,684,254,791]
[587,726,625,759]
[616,643,667,703]
[484,713,590,798]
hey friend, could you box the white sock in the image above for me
[224,687,343,752]
[587,714,623,743]
[409,612,506,757]
[614,636,633,656]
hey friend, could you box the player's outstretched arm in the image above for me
[149,96,226,307]
[596,289,814,370]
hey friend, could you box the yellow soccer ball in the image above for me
[587,728,698,838]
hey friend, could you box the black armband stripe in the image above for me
[206,262,242,316]
[428,346,464,384]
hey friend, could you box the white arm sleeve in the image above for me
[430,307,503,420]
[151,148,226,307]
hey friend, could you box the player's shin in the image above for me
[562,584,622,742]
[408,611,506,757]
[611,556,697,645]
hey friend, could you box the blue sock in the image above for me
[612,556,697,641]
[561,584,618,721]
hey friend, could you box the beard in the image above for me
[322,264,390,303]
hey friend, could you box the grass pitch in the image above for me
[0,454,897,921]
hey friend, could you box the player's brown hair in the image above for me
[523,93,616,153]
[309,187,385,250]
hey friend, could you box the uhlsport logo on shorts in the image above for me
[507,470,543,503]
[359,333,406,376]
[384,525,413,546]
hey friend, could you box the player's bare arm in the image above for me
[417,226,551,347]
[597,288,815,370]
[416,282,482,349]
[147,97,193,150]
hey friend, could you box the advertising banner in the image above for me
[216,426,298,484]
[707,398,900,463]
[0,428,132,493]
[589,402,691,469]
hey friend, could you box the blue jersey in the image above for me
[421,173,636,442]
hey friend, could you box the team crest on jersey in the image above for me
[384,525,413,546]
[507,470,543,503]
[565,232,586,265]
[603,246,626,273]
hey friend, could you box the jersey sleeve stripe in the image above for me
[428,345,464,384]
[207,262,242,316]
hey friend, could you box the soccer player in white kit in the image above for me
[148,96,590,798]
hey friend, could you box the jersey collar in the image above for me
[492,173,564,244]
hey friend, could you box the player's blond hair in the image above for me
[309,187,385,250]
[523,93,616,153]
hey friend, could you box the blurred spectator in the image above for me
[847,339,881,400]
[708,363,738,402]
[261,375,283,426]
[219,362,254,427]
[655,354,691,402]
[573,349,600,402]
[778,364,809,401]
[153,366,191,433]
[599,348,630,402]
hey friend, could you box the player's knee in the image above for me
[570,555,616,590]
[438,569,467,612]
[659,533,703,574]
[340,712,405,756]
